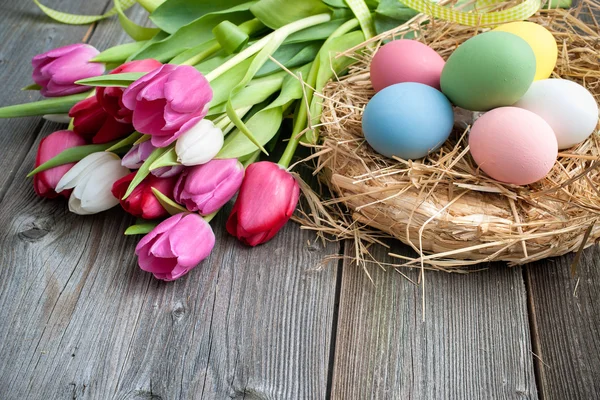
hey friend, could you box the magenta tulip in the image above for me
[151,165,184,178]
[135,213,215,281]
[32,43,105,97]
[226,161,300,246]
[33,130,86,198]
[122,64,213,148]
[174,159,244,215]
[96,59,162,123]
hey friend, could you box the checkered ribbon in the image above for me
[402,0,542,26]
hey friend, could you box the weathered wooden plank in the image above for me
[331,243,538,399]
[525,247,600,400]
[0,7,340,400]
[0,0,112,200]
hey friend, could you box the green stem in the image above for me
[203,211,218,223]
[179,40,221,66]
[0,91,90,118]
[205,13,332,82]
[278,18,360,168]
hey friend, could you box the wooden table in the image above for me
[0,1,598,399]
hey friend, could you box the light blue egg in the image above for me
[362,82,454,159]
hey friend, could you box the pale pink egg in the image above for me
[370,39,445,92]
[469,107,557,185]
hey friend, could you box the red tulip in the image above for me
[226,161,300,246]
[69,96,134,144]
[96,59,162,124]
[33,130,86,198]
[111,172,178,220]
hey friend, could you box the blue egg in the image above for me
[362,82,454,159]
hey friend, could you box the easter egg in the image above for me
[469,107,557,185]
[362,82,454,160]
[440,31,536,111]
[493,21,557,80]
[513,79,599,150]
[370,39,445,91]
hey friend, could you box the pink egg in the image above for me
[370,39,445,92]
[469,107,557,185]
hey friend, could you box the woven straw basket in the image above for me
[316,1,600,267]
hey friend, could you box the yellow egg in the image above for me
[493,21,558,80]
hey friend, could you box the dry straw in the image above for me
[297,0,600,271]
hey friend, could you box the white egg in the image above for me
[513,79,599,149]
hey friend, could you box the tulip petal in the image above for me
[168,214,215,267]
[135,213,183,254]
[55,152,112,192]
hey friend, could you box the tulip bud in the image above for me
[121,140,155,169]
[32,43,105,97]
[174,159,244,215]
[151,165,184,178]
[122,64,213,147]
[135,213,215,281]
[111,172,177,220]
[56,152,130,215]
[96,59,162,124]
[69,96,134,144]
[33,130,86,198]
[226,161,300,246]
[175,119,224,166]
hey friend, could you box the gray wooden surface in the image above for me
[0,1,598,399]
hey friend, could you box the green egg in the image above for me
[440,31,536,111]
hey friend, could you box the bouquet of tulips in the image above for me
[0,0,418,280]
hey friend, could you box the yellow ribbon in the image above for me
[401,0,542,26]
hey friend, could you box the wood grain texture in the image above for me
[525,247,600,400]
[0,3,341,400]
[0,0,111,200]
[331,243,538,399]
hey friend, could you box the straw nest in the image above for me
[301,0,600,269]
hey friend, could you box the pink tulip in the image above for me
[122,64,213,148]
[96,59,162,123]
[32,43,105,97]
[151,165,184,178]
[33,130,86,198]
[135,213,215,281]
[69,96,134,144]
[174,159,244,215]
[226,161,300,246]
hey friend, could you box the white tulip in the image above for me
[175,119,224,166]
[56,152,130,215]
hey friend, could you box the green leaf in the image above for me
[75,72,146,87]
[124,222,159,235]
[374,0,418,35]
[122,146,169,199]
[150,0,256,33]
[207,57,255,107]
[255,41,321,77]
[33,0,136,25]
[113,0,161,41]
[0,91,89,118]
[149,148,179,170]
[265,64,310,110]
[134,135,151,145]
[218,105,284,159]
[92,41,149,63]
[543,0,572,8]
[135,6,254,61]
[207,70,285,115]
[170,40,222,65]
[21,84,42,91]
[105,131,143,152]
[213,20,249,54]
[250,0,330,29]
[27,141,119,177]
[344,0,375,39]
[284,18,347,44]
[151,187,188,215]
